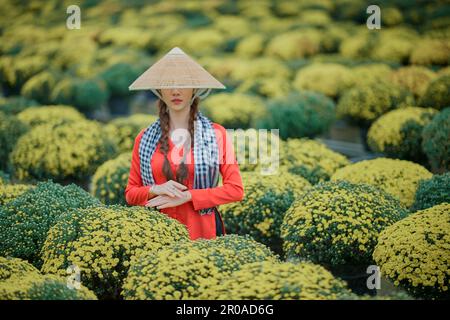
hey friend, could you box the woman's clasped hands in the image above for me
[145,180,192,209]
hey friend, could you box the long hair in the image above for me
[157,94,199,184]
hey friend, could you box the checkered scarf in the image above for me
[138,111,220,215]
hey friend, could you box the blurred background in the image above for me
[1,0,449,201]
[0,0,449,301]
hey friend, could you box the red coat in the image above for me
[125,122,244,240]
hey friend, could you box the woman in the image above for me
[124,47,244,240]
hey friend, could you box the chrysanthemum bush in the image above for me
[421,108,450,172]
[20,70,60,105]
[0,111,29,171]
[0,181,101,268]
[163,28,227,56]
[236,73,292,99]
[41,205,189,299]
[190,235,279,273]
[258,91,335,139]
[200,260,352,300]
[91,152,131,205]
[10,120,118,183]
[419,74,450,110]
[0,256,39,281]
[49,77,109,113]
[412,173,450,212]
[234,33,266,58]
[350,64,393,87]
[228,58,292,97]
[0,257,97,300]
[369,29,416,64]
[409,39,450,66]
[281,138,350,185]
[122,235,278,300]
[338,30,376,59]
[389,66,436,99]
[331,158,432,208]
[373,203,450,300]
[104,114,158,153]
[123,243,220,300]
[16,105,85,128]
[221,170,311,252]
[336,81,415,124]
[367,107,438,162]
[0,183,35,205]
[228,58,292,85]
[265,30,322,60]
[293,63,355,98]
[281,180,409,268]
[202,92,266,129]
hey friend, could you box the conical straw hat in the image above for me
[128,47,226,91]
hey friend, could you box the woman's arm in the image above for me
[124,130,154,206]
[188,124,245,211]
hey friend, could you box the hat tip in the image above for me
[169,47,185,55]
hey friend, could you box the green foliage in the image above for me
[421,108,450,172]
[0,111,29,171]
[0,180,101,268]
[412,173,450,212]
[258,91,335,139]
[100,63,141,98]
[419,74,450,110]
[0,96,39,115]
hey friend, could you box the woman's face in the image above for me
[160,88,195,111]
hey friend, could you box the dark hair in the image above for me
[157,92,199,184]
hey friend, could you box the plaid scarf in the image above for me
[138,111,220,215]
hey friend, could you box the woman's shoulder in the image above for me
[135,120,158,143]
[211,122,231,145]
[211,122,226,133]
[135,128,146,142]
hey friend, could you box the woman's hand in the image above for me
[145,190,192,209]
[149,180,187,198]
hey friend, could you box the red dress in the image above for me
[124,122,244,240]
